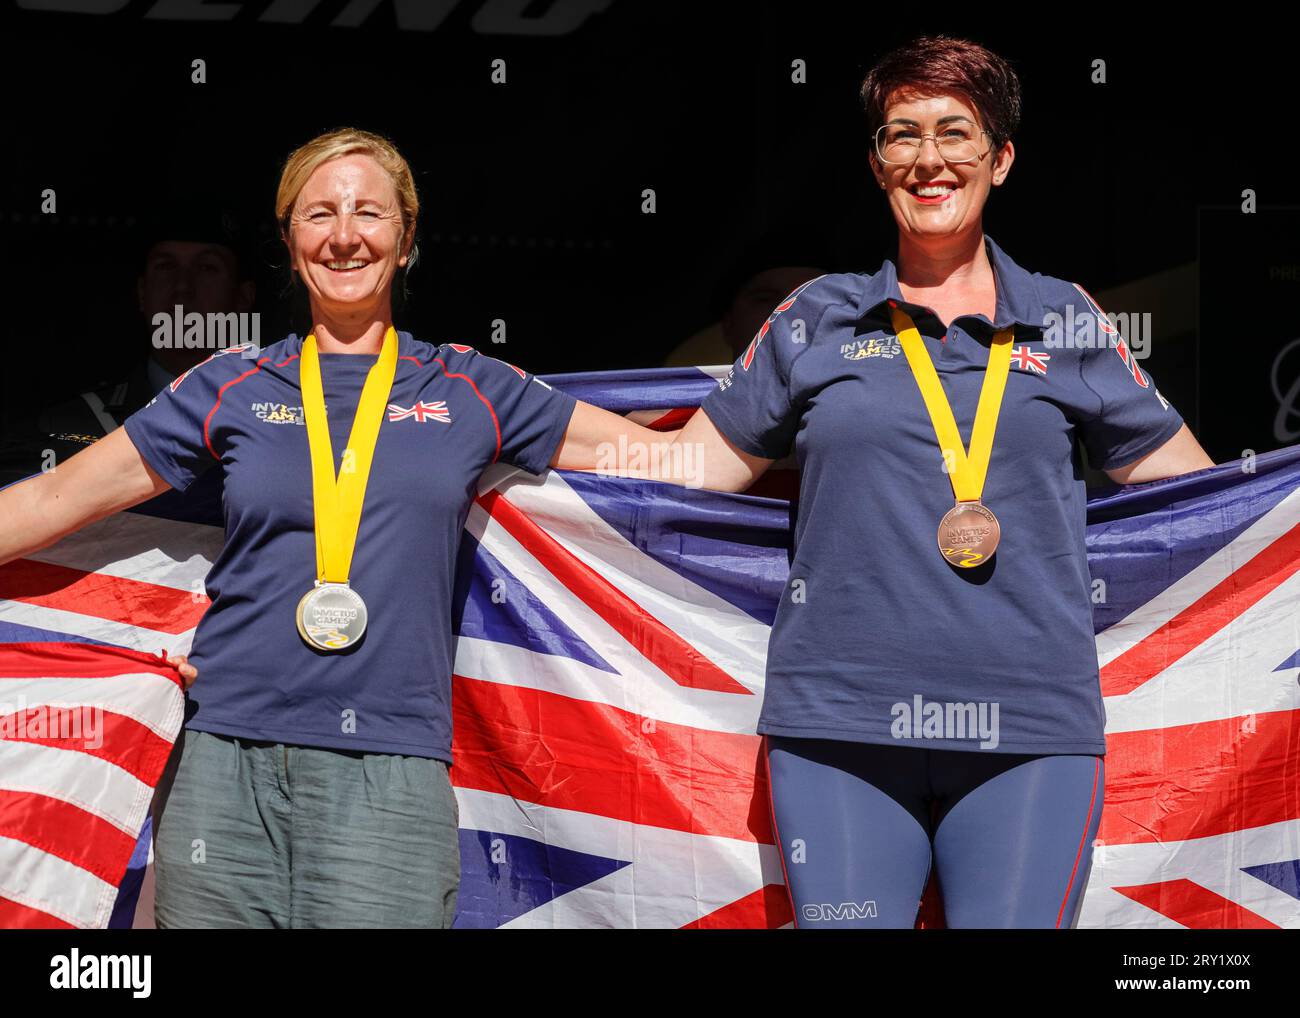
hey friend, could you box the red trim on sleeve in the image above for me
[204,359,268,460]
[434,356,501,463]
[399,354,423,366]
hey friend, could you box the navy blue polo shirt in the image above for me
[701,236,1185,755]
[123,332,577,761]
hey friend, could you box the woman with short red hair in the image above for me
[677,36,1215,927]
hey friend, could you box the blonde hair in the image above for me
[275,127,419,256]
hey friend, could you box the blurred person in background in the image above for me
[0,205,256,488]
[664,231,828,367]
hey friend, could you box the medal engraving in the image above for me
[938,501,1001,569]
[295,582,369,651]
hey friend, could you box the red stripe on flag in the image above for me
[0,708,177,786]
[0,560,207,635]
[1100,520,1300,696]
[0,895,74,929]
[476,489,751,695]
[1113,879,1280,929]
[0,642,183,681]
[451,675,769,843]
[1100,709,1300,845]
[642,407,697,431]
[0,789,137,887]
[681,884,793,929]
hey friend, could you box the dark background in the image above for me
[1,1,1298,463]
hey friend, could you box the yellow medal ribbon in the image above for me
[299,327,398,584]
[890,306,1013,504]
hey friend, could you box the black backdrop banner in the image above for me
[2,2,1298,465]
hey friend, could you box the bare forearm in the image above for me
[0,429,170,567]
[2,474,129,564]
[551,401,773,492]
[570,423,696,483]
[551,402,693,482]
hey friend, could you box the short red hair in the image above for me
[859,36,1022,152]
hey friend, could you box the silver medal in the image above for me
[295,581,368,651]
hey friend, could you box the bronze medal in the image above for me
[890,305,1015,571]
[937,500,1000,569]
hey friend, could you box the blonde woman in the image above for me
[0,128,673,928]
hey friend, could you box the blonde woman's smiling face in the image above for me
[286,153,411,316]
[871,92,1013,244]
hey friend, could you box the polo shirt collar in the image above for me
[858,234,1047,335]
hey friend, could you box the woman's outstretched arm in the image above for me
[0,428,197,685]
[0,427,171,566]
[549,401,774,493]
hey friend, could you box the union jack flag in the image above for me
[1008,344,1051,376]
[1,366,1298,928]
[387,400,451,424]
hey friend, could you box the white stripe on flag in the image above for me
[488,471,771,692]
[1095,485,1300,668]
[1080,819,1300,929]
[453,636,763,734]
[463,502,766,728]
[21,511,222,592]
[0,669,186,741]
[0,600,194,655]
[455,786,783,929]
[1102,567,1300,733]
[1,739,155,833]
[0,833,118,929]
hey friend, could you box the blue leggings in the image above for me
[765,736,1104,929]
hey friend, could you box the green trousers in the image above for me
[151,729,460,928]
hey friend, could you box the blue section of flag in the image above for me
[0,622,110,646]
[539,366,718,414]
[1241,858,1300,900]
[1086,447,1300,635]
[560,471,790,626]
[452,533,616,673]
[452,829,630,928]
[108,818,152,928]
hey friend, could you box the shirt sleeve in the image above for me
[1073,322,1185,472]
[122,349,248,491]
[699,277,826,459]
[446,347,578,475]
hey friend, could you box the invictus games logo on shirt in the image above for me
[842,336,901,360]
[252,402,306,425]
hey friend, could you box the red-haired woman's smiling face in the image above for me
[870,92,1014,245]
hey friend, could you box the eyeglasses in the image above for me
[874,117,990,166]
